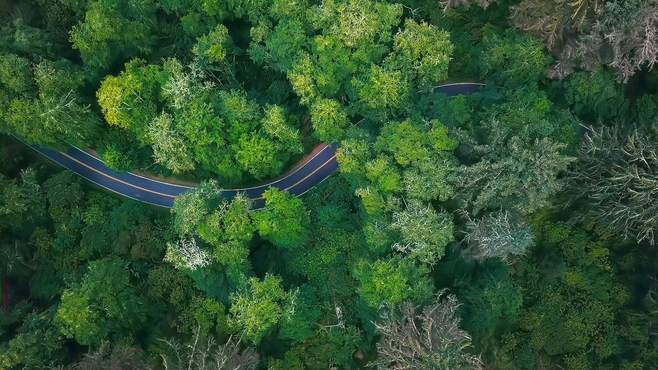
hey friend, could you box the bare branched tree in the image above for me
[56,342,152,370]
[159,326,258,370]
[441,0,497,11]
[567,126,658,244]
[369,291,483,370]
[512,0,658,81]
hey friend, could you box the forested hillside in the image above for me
[0,0,656,369]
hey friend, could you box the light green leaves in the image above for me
[310,98,350,142]
[390,200,454,265]
[229,274,296,343]
[55,258,147,346]
[386,19,453,89]
[353,257,432,308]
[253,188,310,248]
[147,112,196,174]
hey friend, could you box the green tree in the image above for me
[192,24,234,66]
[567,127,658,244]
[311,0,402,60]
[460,268,523,348]
[353,65,409,117]
[197,194,255,285]
[249,18,308,72]
[385,19,453,89]
[479,30,550,89]
[0,53,34,94]
[353,257,433,308]
[253,188,310,248]
[55,257,147,346]
[402,156,456,202]
[269,326,363,370]
[197,194,254,246]
[70,0,157,70]
[97,59,167,141]
[457,136,574,215]
[0,168,45,231]
[147,112,196,174]
[229,274,295,344]
[172,180,222,236]
[561,68,629,123]
[0,308,65,369]
[235,134,284,180]
[375,119,458,167]
[215,90,260,144]
[390,200,454,265]
[309,98,350,142]
[0,56,101,147]
[364,155,402,194]
[261,104,303,155]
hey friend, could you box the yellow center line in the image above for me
[230,143,332,191]
[30,146,171,208]
[56,146,338,204]
[59,151,177,199]
[249,154,337,201]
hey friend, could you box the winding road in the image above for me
[23,83,483,209]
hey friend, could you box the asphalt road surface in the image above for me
[24,82,484,209]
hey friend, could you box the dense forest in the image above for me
[0,0,657,369]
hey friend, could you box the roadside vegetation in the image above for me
[1,0,656,369]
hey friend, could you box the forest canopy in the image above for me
[0,0,656,369]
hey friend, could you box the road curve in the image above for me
[23,83,484,209]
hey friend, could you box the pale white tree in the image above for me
[164,237,211,270]
[441,0,497,11]
[463,210,533,263]
[369,290,483,370]
[147,112,196,174]
[390,200,453,265]
[159,325,257,370]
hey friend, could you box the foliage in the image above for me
[253,188,310,249]
[310,98,350,142]
[458,136,574,215]
[0,0,656,368]
[463,210,533,263]
[228,274,296,344]
[390,200,454,265]
[269,326,364,370]
[147,112,196,174]
[55,257,147,346]
[385,19,453,90]
[0,308,65,369]
[0,56,101,147]
[70,0,157,70]
[560,68,629,122]
[491,219,657,369]
[172,180,222,236]
[353,257,433,308]
[479,30,551,89]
